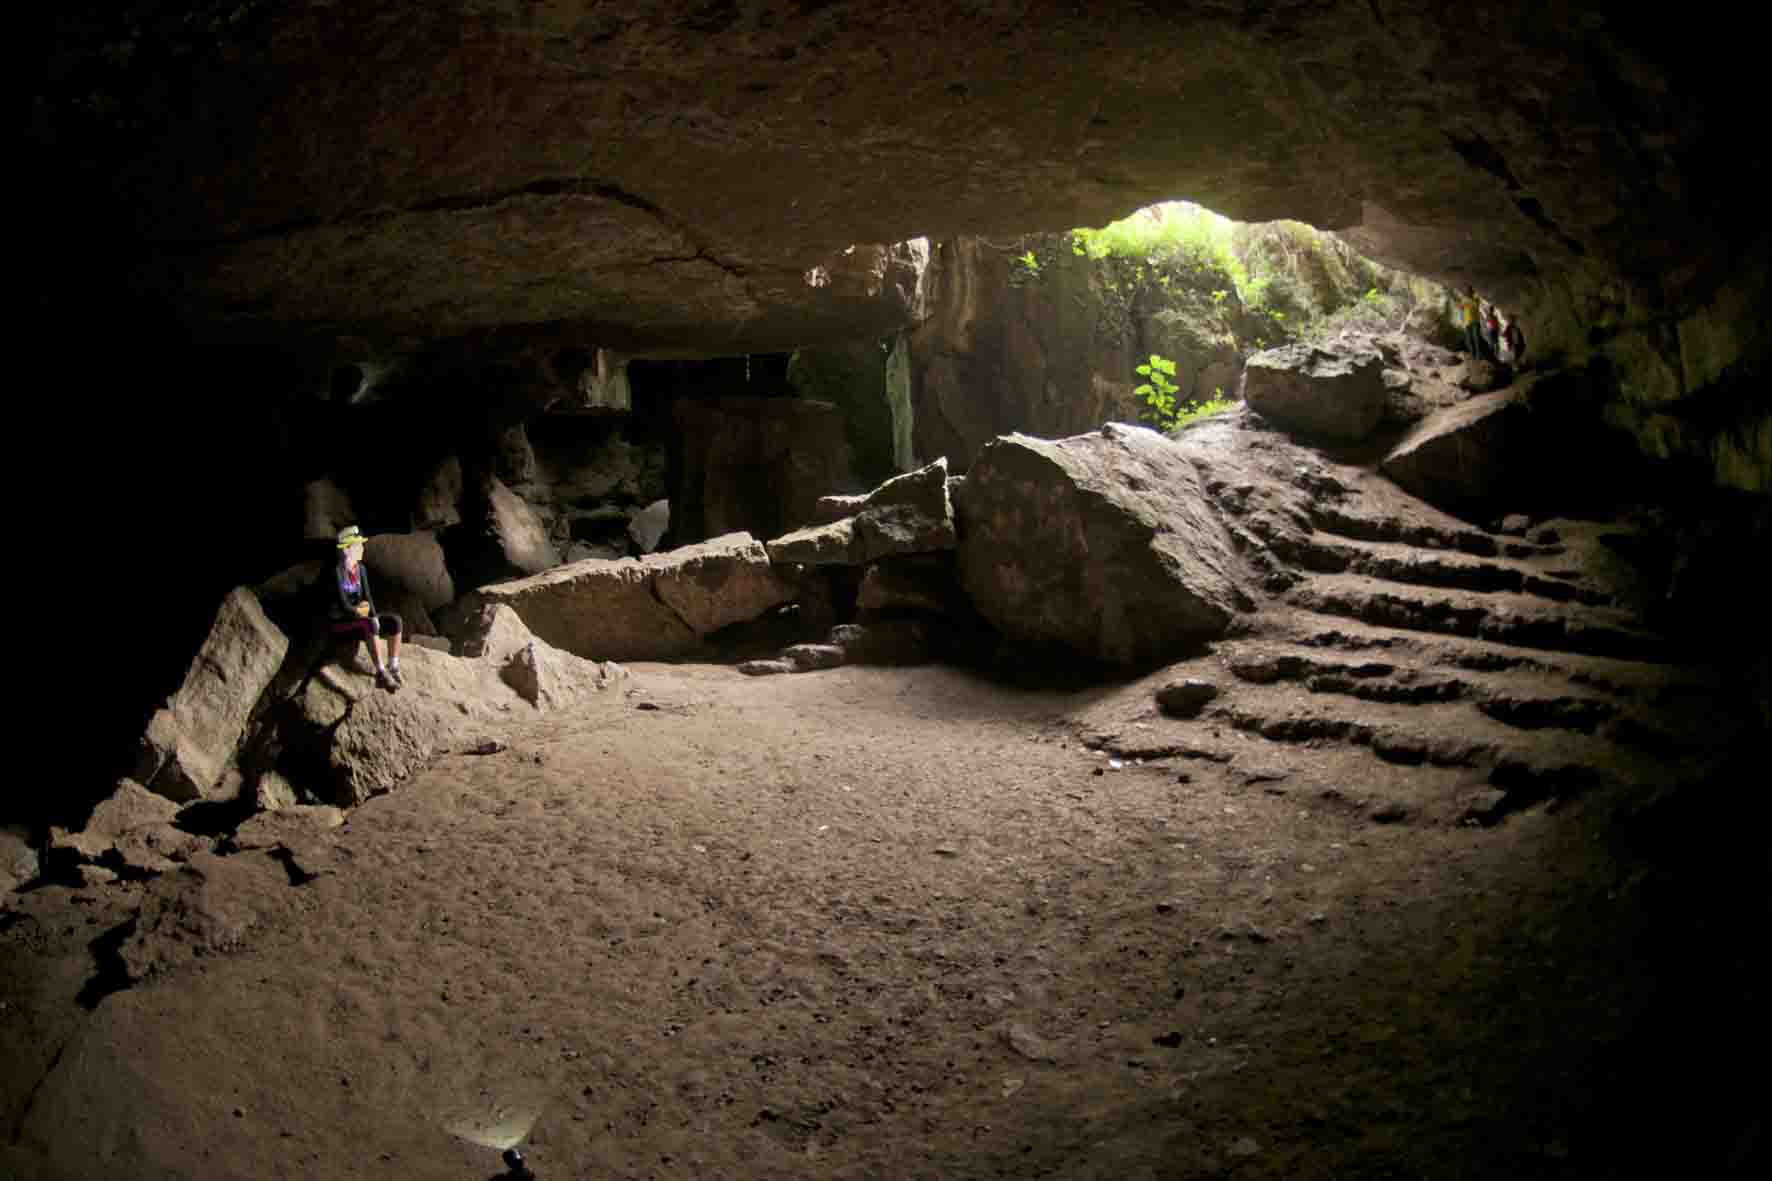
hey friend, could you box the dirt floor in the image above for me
[5,651,1763,1181]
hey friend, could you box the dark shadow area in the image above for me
[73,917,136,1011]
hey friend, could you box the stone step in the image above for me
[1214,639,1623,731]
[1307,502,1554,561]
[1282,533,1612,607]
[1286,573,1669,662]
[1256,612,1716,703]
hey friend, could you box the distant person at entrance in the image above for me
[1500,312,1526,368]
[1457,287,1486,359]
[332,525,403,690]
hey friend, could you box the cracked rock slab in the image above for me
[477,533,794,662]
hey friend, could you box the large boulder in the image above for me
[2,826,40,892]
[628,498,671,553]
[1380,389,1526,514]
[302,478,356,542]
[414,455,464,530]
[364,530,455,611]
[472,533,796,662]
[956,424,1252,667]
[263,610,624,807]
[1242,343,1387,443]
[46,779,206,877]
[766,459,955,566]
[135,588,289,802]
[477,475,560,579]
[494,422,539,487]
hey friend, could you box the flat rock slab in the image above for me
[737,658,796,676]
[477,533,795,662]
[956,424,1252,668]
[782,643,846,671]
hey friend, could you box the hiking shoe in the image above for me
[387,665,405,688]
[376,668,399,691]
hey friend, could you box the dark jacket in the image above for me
[331,560,376,621]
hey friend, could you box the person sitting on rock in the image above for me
[331,525,403,690]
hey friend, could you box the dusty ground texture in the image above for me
[3,655,1763,1181]
[5,417,1766,1180]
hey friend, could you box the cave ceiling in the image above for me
[31,1,1767,358]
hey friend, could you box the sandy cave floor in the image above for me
[0,659,1749,1180]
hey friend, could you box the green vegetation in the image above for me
[1133,356,1235,434]
[1133,353,1180,429]
[1067,201,1450,341]
[1071,204,1259,308]
[1173,393,1237,429]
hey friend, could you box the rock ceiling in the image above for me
[31,2,1767,368]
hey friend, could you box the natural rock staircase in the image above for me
[1075,421,1740,828]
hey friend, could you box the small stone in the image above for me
[1155,678,1220,719]
[1228,1137,1262,1158]
[1370,801,1409,824]
[1152,1031,1184,1048]
[1001,1022,1062,1063]
[933,847,960,857]
[1091,767,1105,777]
[1497,513,1532,535]
[1155,901,1176,914]
[76,864,119,888]
[781,643,845,672]
[737,658,795,676]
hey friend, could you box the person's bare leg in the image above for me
[387,630,402,665]
[366,634,386,672]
